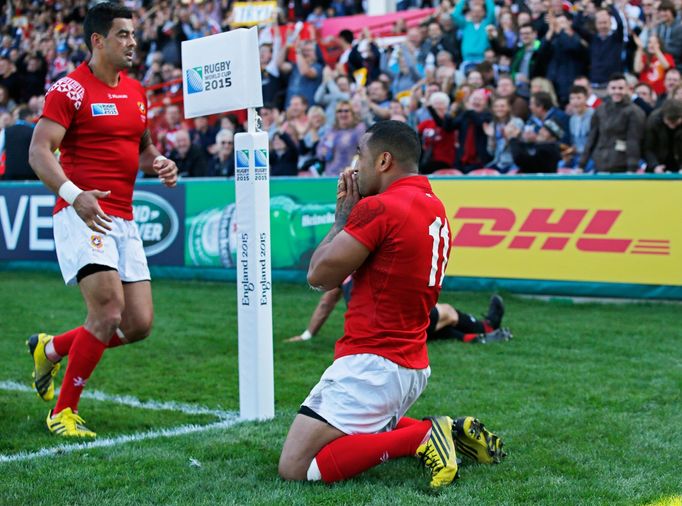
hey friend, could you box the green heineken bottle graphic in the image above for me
[186,195,336,269]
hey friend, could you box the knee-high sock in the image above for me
[395,416,421,429]
[51,327,81,358]
[53,327,106,415]
[51,327,125,360]
[107,328,128,348]
[314,419,432,483]
[454,310,492,334]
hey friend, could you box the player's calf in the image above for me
[120,319,153,343]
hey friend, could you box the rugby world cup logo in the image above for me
[186,66,203,94]
[236,150,250,168]
[254,149,268,168]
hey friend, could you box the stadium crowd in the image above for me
[2,0,682,179]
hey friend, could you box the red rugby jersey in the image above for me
[42,63,148,220]
[335,175,452,369]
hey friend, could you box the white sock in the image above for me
[306,458,322,481]
[116,328,129,344]
[44,339,61,363]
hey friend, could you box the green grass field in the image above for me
[1,270,681,505]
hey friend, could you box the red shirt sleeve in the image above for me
[665,53,675,68]
[343,196,388,252]
[132,79,149,129]
[42,77,84,129]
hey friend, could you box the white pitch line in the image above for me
[0,380,234,419]
[0,418,240,464]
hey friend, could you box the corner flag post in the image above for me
[181,27,274,421]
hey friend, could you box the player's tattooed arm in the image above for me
[317,169,359,246]
[307,170,368,291]
[139,128,153,153]
[138,129,160,175]
[137,129,178,187]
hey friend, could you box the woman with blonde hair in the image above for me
[530,77,559,107]
[316,100,366,176]
[485,96,525,173]
[298,105,328,172]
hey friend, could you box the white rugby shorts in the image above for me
[53,206,151,286]
[302,353,430,435]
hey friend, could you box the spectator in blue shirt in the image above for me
[278,39,323,108]
[452,0,496,73]
[567,85,594,170]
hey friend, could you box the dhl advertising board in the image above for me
[430,178,682,294]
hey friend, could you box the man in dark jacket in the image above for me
[509,118,563,173]
[168,129,208,178]
[207,128,235,177]
[452,90,493,172]
[579,74,646,173]
[2,106,37,180]
[573,2,624,89]
[543,13,588,105]
[644,99,682,172]
[527,91,570,144]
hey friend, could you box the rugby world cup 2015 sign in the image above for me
[181,27,263,118]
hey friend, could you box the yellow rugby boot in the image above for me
[46,408,96,438]
[415,416,458,488]
[453,416,506,464]
[27,333,61,401]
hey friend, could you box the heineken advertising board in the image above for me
[185,180,335,270]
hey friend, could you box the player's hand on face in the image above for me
[154,157,178,187]
[335,167,360,224]
[73,190,113,234]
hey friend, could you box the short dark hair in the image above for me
[371,79,389,93]
[658,0,675,14]
[289,94,308,107]
[365,120,421,170]
[84,2,133,52]
[15,105,32,121]
[634,82,653,92]
[339,29,354,45]
[569,85,588,97]
[531,91,554,111]
[661,99,682,121]
[608,73,626,83]
[477,61,493,73]
[518,23,535,32]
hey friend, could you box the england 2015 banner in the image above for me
[182,28,272,421]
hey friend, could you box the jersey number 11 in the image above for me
[428,217,450,287]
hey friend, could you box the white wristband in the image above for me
[58,180,83,205]
[154,155,168,164]
[300,330,313,341]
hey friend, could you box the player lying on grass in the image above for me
[287,276,512,344]
[278,121,505,489]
